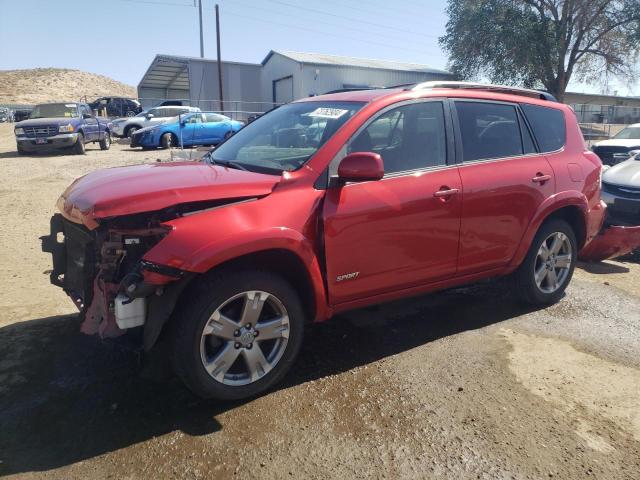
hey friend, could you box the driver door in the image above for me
[179,113,203,145]
[322,100,462,306]
[80,104,99,141]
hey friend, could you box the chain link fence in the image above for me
[571,103,640,125]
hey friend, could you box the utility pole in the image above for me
[215,3,224,112]
[198,0,204,58]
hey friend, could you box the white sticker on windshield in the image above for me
[307,107,348,119]
[65,104,77,108]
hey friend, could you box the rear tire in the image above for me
[73,132,86,155]
[99,131,111,150]
[512,219,577,305]
[171,270,305,400]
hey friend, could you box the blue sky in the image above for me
[0,0,635,95]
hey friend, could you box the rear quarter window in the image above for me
[521,104,566,152]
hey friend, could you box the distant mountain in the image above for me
[0,68,137,105]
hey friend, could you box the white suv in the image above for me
[111,106,201,138]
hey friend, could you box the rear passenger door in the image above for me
[453,100,555,274]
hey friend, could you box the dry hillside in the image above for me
[0,68,136,105]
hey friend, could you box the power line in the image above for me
[223,9,443,58]
[319,0,442,32]
[228,0,441,45]
[263,0,436,39]
[112,0,195,7]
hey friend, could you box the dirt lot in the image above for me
[1,122,639,479]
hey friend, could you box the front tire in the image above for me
[513,219,577,305]
[160,132,175,149]
[172,270,305,400]
[99,131,111,150]
[125,125,139,138]
[73,132,86,155]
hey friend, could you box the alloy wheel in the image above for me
[533,231,573,294]
[199,290,290,386]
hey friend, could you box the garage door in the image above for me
[274,76,294,104]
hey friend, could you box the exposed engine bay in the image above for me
[40,199,243,347]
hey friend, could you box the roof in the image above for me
[261,50,452,75]
[298,84,569,111]
[138,54,260,90]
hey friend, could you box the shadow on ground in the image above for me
[577,260,630,274]
[0,280,536,475]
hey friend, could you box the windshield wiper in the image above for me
[210,158,249,171]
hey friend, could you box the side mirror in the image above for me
[336,152,384,183]
[146,113,154,119]
[82,113,93,119]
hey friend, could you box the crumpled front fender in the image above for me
[579,225,640,262]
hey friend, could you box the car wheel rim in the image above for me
[128,128,137,138]
[200,290,290,386]
[534,232,572,294]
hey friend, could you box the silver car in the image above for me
[601,151,640,225]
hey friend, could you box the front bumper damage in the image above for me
[579,224,640,262]
[41,213,190,349]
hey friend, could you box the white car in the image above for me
[111,105,201,138]
[592,123,640,166]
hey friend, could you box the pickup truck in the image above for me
[14,102,112,155]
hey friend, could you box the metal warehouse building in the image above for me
[137,50,454,119]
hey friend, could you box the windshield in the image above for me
[211,101,365,173]
[30,103,78,119]
[614,126,640,140]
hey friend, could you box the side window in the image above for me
[205,113,225,122]
[147,108,158,117]
[521,104,566,152]
[80,105,91,117]
[455,101,523,162]
[187,114,203,124]
[349,101,447,174]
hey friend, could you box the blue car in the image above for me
[131,112,244,149]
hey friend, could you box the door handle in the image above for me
[532,173,552,183]
[433,187,459,198]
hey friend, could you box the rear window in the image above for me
[521,104,566,152]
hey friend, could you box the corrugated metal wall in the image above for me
[188,60,264,115]
[261,52,454,101]
[138,53,455,117]
[297,63,452,97]
[260,54,301,103]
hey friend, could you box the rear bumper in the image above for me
[17,133,78,151]
[111,124,125,137]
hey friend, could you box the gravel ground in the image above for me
[0,123,639,479]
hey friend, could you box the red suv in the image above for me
[42,82,605,400]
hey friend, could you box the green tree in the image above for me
[439,0,640,102]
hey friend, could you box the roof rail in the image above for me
[410,81,558,102]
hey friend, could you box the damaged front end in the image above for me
[579,223,640,262]
[41,211,190,350]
